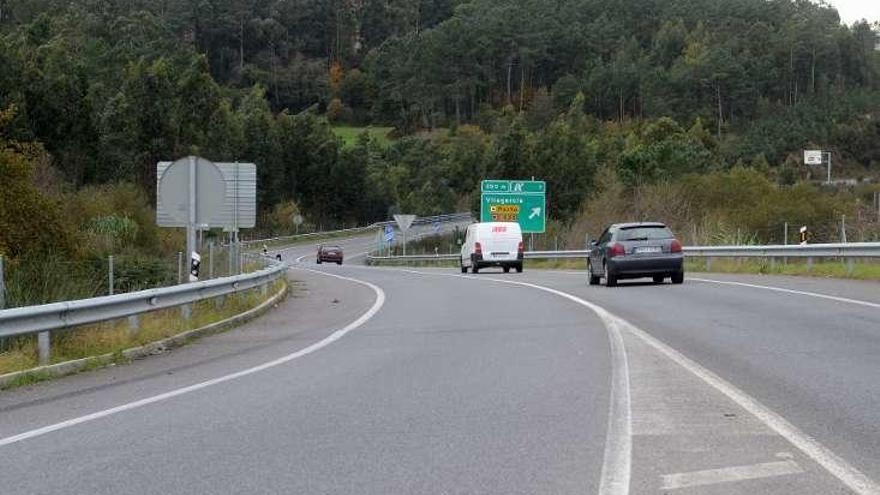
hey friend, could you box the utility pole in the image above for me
[187,156,197,282]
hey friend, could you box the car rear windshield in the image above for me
[618,226,673,241]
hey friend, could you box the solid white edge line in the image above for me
[388,267,880,495]
[0,270,386,448]
[690,277,880,309]
[393,269,632,495]
[620,315,880,495]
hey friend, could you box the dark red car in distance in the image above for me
[317,245,344,265]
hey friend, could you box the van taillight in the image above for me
[518,241,524,253]
[609,243,625,257]
[475,242,482,255]
[670,239,682,253]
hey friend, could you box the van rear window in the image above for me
[618,226,673,241]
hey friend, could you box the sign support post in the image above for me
[393,215,416,257]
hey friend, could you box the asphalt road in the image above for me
[1,231,879,494]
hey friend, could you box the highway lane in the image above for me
[0,237,614,494]
[393,265,880,493]
[1,227,879,494]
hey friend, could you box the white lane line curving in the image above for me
[390,267,880,495]
[661,459,804,490]
[0,270,386,449]
[690,277,880,309]
[393,269,632,495]
[618,310,880,494]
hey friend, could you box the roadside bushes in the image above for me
[567,167,857,247]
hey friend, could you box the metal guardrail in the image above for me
[244,213,473,246]
[683,242,880,258]
[366,242,880,264]
[0,214,473,366]
[0,259,289,364]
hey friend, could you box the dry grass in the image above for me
[0,279,287,376]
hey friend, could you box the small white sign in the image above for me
[804,150,823,165]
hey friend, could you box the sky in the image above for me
[824,0,880,25]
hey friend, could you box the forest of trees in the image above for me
[1,0,879,295]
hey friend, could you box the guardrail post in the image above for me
[181,304,192,322]
[209,243,214,279]
[128,315,140,335]
[769,257,776,271]
[214,294,225,310]
[807,257,814,272]
[705,257,712,271]
[847,258,854,276]
[177,252,183,284]
[38,331,50,365]
[260,283,268,297]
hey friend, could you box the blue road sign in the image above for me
[384,225,395,242]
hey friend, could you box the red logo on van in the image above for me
[492,226,507,233]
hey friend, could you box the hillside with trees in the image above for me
[1,0,879,299]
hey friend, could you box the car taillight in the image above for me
[518,241,524,253]
[670,239,682,253]
[475,242,482,255]
[609,243,625,257]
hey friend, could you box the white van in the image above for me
[460,222,524,273]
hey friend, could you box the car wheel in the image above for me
[472,264,480,274]
[460,263,467,274]
[653,275,665,284]
[503,266,511,273]
[337,261,343,265]
[317,259,322,264]
[671,271,684,284]
[515,264,523,273]
[604,262,617,287]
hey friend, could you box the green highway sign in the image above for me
[480,180,546,233]
[480,180,546,194]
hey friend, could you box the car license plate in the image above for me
[635,246,661,254]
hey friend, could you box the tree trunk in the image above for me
[618,89,624,122]
[471,86,476,118]
[788,47,796,106]
[507,57,513,106]
[810,47,816,94]
[519,61,525,112]
[716,84,723,139]
[239,19,245,71]
[455,94,461,125]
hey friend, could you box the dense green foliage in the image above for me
[0,0,878,259]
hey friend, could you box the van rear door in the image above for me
[480,223,521,261]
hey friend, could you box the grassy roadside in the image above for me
[684,258,880,280]
[367,256,880,282]
[0,278,288,379]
